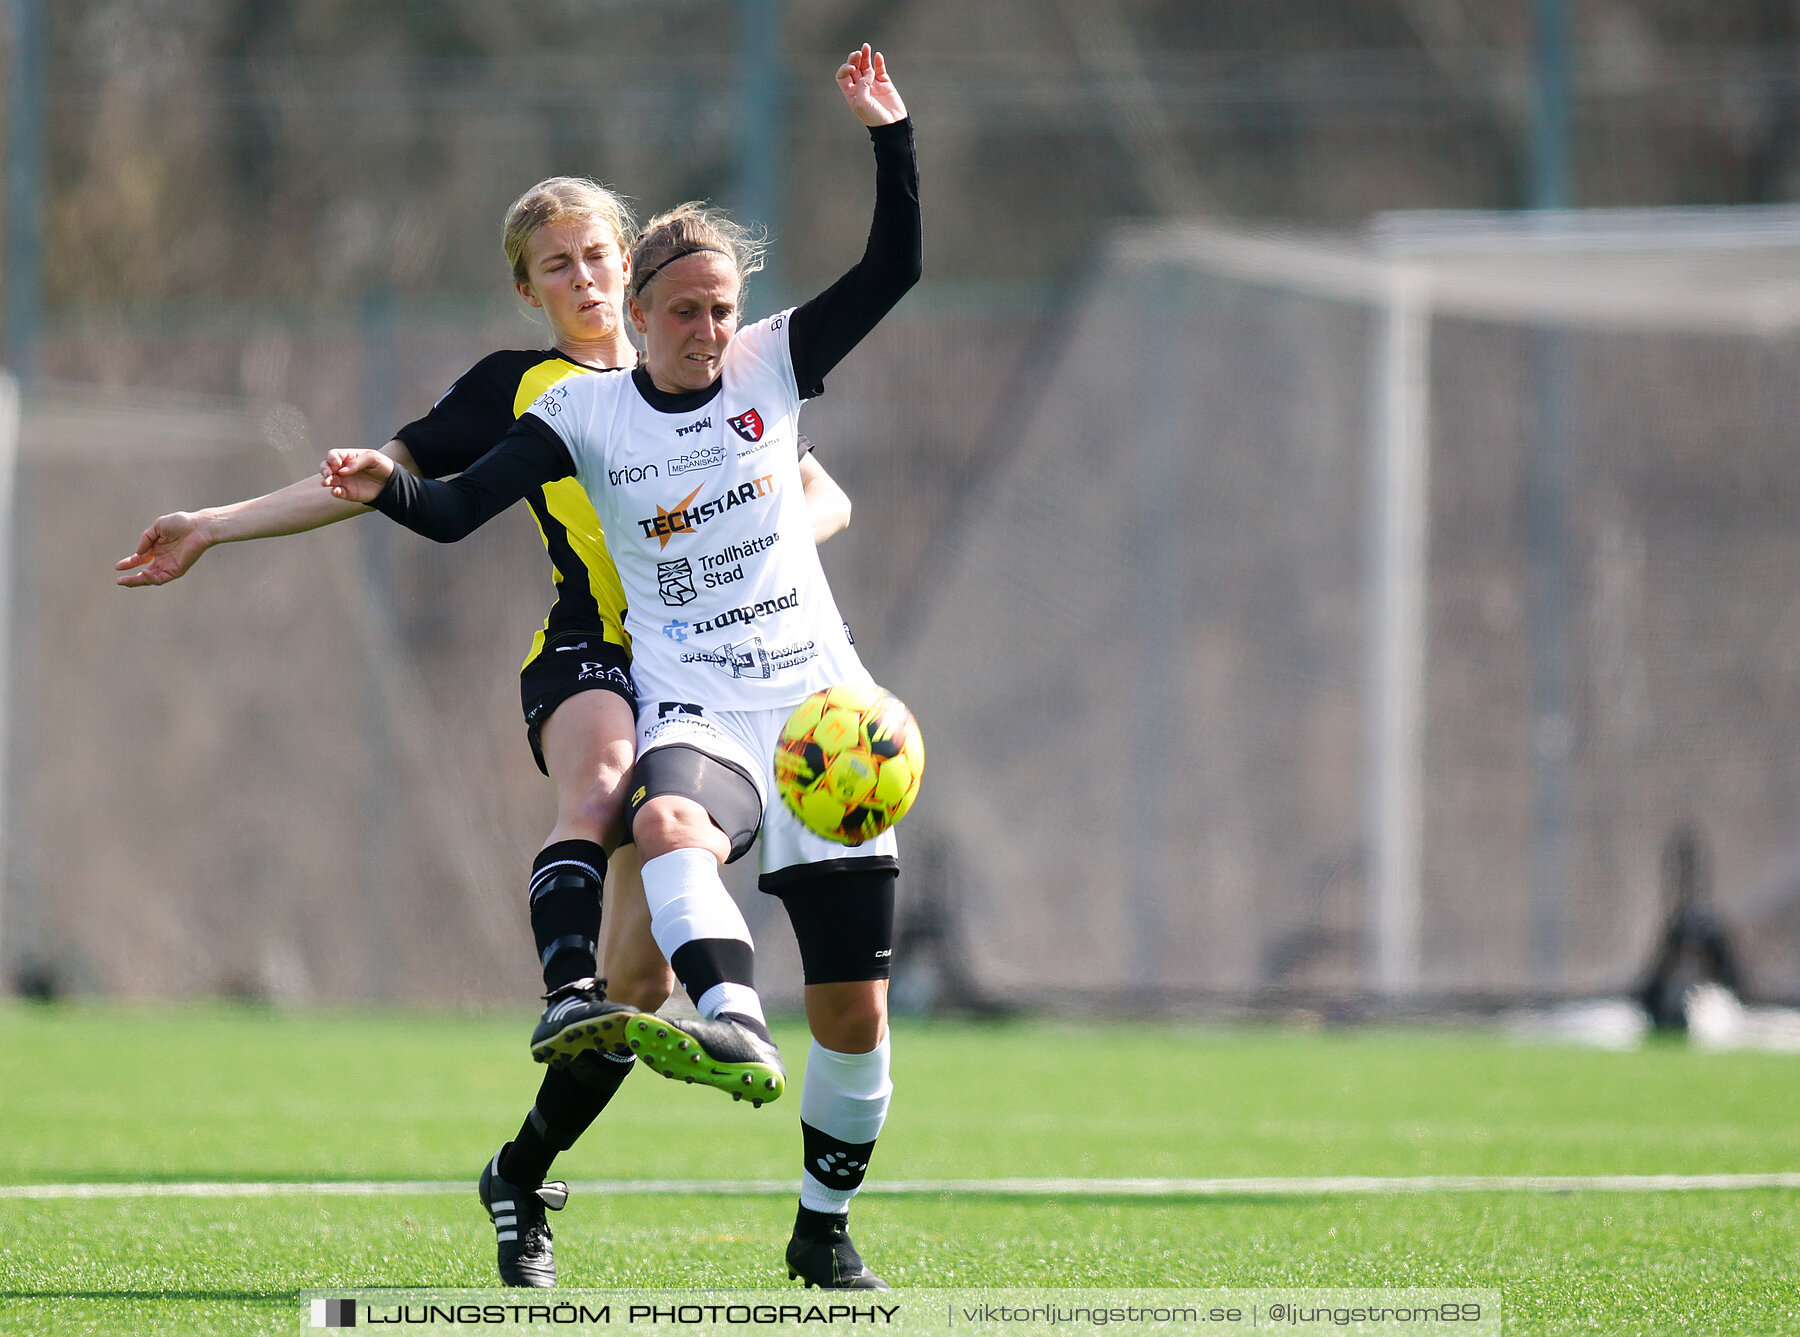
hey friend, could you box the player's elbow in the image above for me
[884,255,921,301]
[419,511,484,544]
[815,493,851,541]
[895,226,922,291]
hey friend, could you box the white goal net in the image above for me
[894,206,1800,1008]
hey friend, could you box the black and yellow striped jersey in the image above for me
[395,349,628,669]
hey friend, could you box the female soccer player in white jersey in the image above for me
[324,44,920,1290]
[115,175,851,1288]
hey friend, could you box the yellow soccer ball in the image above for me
[775,684,925,845]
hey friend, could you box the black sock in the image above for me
[668,938,766,1042]
[497,1054,635,1186]
[799,1119,877,1199]
[720,1010,774,1045]
[794,1202,849,1236]
[530,841,607,991]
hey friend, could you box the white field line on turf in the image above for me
[4,1173,1800,1201]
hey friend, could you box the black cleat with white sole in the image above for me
[624,1014,784,1106]
[530,977,638,1067]
[478,1149,568,1288]
[785,1207,889,1290]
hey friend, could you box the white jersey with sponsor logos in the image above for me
[525,310,871,713]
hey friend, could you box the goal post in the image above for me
[898,205,1800,1007]
[1366,205,1800,999]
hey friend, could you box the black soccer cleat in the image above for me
[478,1149,568,1288]
[785,1210,889,1290]
[530,977,638,1067]
[623,1014,785,1106]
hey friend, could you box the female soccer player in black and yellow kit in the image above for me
[116,178,851,1287]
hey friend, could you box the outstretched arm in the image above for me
[786,47,921,399]
[116,441,419,586]
[323,415,576,543]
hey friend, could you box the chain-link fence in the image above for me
[892,212,1800,1009]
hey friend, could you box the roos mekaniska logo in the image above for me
[310,1296,356,1327]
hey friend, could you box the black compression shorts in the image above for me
[626,743,764,864]
[763,865,897,984]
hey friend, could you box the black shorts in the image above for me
[520,632,636,776]
[761,864,898,985]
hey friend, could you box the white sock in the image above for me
[798,1036,892,1213]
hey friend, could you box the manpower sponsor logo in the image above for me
[662,589,799,640]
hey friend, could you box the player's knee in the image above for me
[631,794,717,860]
[590,740,636,797]
[810,992,888,1053]
[566,767,632,841]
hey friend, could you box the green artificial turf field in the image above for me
[2,1004,1797,1334]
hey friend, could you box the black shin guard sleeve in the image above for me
[668,938,756,1009]
[530,840,607,990]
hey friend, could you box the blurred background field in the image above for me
[5,1,1800,1014]
[3,1007,1800,1334]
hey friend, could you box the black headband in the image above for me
[631,244,730,296]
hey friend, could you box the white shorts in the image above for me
[637,701,900,878]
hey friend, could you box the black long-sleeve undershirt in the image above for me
[374,118,920,542]
[373,412,574,542]
[790,117,921,398]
